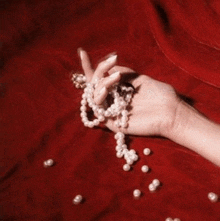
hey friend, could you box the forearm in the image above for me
[167,101,220,166]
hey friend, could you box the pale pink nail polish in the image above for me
[106,55,117,63]
[110,71,120,78]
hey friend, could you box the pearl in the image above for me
[143,148,151,155]
[133,189,141,198]
[98,115,105,122]
[208,192,218,203]
[73,195,83,205]
[126,158,134,165]
[98,108,105,115]
[149,183,156,192]
[116,151,123,158]
[114,120,121,128]
[79,79,135,168]
[165,218,173,221]
[123,164,131,171]
[141,165,149,173]
[173,219,181,221]
[152,179,160,187]
[43,159,54,168]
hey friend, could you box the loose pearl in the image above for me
[123,164,130,171]
[133,189,141,198]
[173,219,181,221]
[73,195,83,205]
[149,183,156,192]
[143,148,151,155]
[141,165,149,173]
[208,192,218,203]
[152,179,160,187]
[165,218,173,221]
[43,159,54,168]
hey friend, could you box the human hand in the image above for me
[79,49,181,137]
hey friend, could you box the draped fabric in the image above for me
[1,0,220,220]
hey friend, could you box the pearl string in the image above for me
[80,79,138,169]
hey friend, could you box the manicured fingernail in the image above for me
[110,71,120,78]
[106,55,117,63]
[98,86,106,96]
[77,48,84,60]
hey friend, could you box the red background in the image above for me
[1,0,220,220]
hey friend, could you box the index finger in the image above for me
[78,48,94,82]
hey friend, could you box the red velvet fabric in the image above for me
[1,0,220,220]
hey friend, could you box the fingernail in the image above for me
[77,48,84,60]
[110,71,120,78]
[98,86,106,96]
[106,55,117,63]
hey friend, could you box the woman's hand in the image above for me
[79,49,181,137]
[79,49,220,166]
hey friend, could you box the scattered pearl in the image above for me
[152,179,160,187]
[208,192,219,203]
[133,189,141,198]
[123,164,131,171]
[173,218,181,221]
[43,159,54,168]
[141,165,149,173]
[165,218,173,221]
[73,195,83,205]
[143,148,151,155]
[149,183,156,192]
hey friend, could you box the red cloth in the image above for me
[1,0,220,220]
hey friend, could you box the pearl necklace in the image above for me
[79,78,138,170]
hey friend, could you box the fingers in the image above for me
[94,71,121,105]
[108,65,135,75]
[78,48,94,82]
[92,54,117,83]
[94,86,108,105]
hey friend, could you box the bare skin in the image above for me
[79,49,220,167]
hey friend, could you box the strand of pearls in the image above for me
[80,80,138,169]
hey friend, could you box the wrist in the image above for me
[162,99,196,141]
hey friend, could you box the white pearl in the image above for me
[43,159,54,167]
[131,154,138,161]
[80,111,87,117]
[104,110,111,117]
[121,144,127,149]
[81,100,87,105]
[126,158,133,165]
[73,195,83,205]
[208,192,218,202]
[121,122,128,128]
[141,165,149,173]
[98,108,105,115]
[115,145,122,151]
[143,148,151,155]
[80,106,86,112]
[149,183,156,192]
[129,149,135,155]
[114,120,121,128]
[93,119,99,126]
[98,115,105,122]
[123,164,130,171]
[88,122,94,128]
[165,218,173,221]
[152,179,160,187]
[173,219,181,221]
[84,121,89,127]
[133,189,141,198]
[116,139,124,146]
[116,151,123,158]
